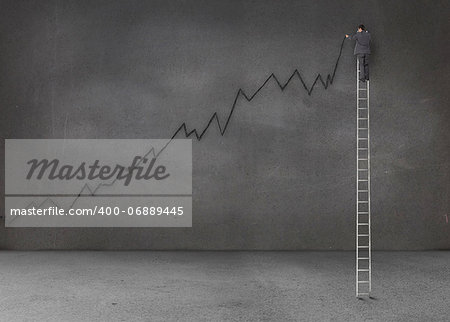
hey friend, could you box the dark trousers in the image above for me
[357,54,369,80]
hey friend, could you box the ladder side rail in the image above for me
[356,59,360,297]
[367,79,371,293]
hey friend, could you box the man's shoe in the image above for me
[359,78,366,82]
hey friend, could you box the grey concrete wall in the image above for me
[0,0,449,249]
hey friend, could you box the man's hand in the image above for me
[345,34,349,38]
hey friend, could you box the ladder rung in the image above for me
[358,281,370,283]
[359,127,368,130]
[358,169,368,171]
[358,234,369,236]
[358,179,368,181]
[358,223,369,225]
[359,88,367,91]
[358,107,368,109]
[358,118,368,120]
[358,246,369,248]
[358,211,369,214]
[358,190,368,192]
[358,269,369,271]
[357,257,369,260]
[358,158,368,160]
[358,148,368,150]
[358,201,369,203]
[358,98,368,100]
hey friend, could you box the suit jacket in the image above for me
[349,31,371,55]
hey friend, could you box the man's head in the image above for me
[358,24,365,32]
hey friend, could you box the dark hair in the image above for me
[358,24,365,30]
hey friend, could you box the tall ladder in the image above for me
[356,58,371,298]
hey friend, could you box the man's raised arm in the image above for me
[346,33,358,40]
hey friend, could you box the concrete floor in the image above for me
[0,251,449,321]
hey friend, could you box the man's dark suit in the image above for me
[349,31,371,80]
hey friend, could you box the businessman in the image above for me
[346,24,371,82]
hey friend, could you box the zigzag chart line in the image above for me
[171,37,346,141]
[16,37,346,213]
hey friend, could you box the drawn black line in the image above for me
[14,37,346,216]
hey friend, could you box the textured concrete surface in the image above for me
[0,1,449,249]
[0,251,449,321]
